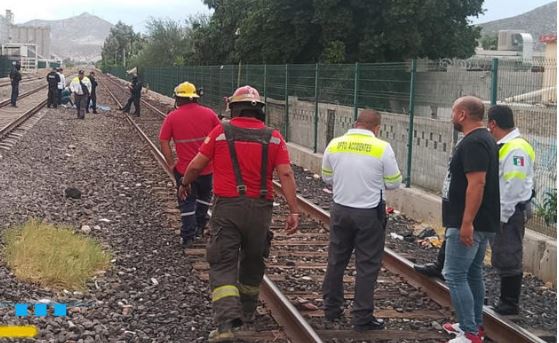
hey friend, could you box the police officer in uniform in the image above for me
[487,105,535,315]
[87,71,98,114]
[121,75,142,116]
[321,109,401,331]
[9,62,22,107]
[46,67,60,108]
[179,86,300,342]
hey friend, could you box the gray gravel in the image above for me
[0,105,213,342]
[291,164,557,340]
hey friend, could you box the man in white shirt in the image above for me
[321,109,401,332]
[57,68,66,105]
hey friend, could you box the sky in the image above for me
[4,0,556,31]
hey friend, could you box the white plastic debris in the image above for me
[389,232,404,240]
[322,188,332,194]
[99,218,111,223]
[151,278,159,286]
[312,174,320,180]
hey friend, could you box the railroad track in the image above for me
[0,85,48,154]
[100,73,547,343]
[0,76,43,88]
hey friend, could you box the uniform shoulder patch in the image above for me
[512,156,525,167]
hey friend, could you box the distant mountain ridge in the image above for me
[23,12,113,62]
[478,2,557,50]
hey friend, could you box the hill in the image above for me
[23,12,113,62]
[478,2,557,50]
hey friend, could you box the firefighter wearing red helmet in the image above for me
[179,85,300,342]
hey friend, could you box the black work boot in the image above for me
[208,319,242,343]
[324,307,344,322]
[493,274,522,315]
[353,317,385,331]
[414,263,444,279]
[240,294,258,325]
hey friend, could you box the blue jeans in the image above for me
[442,228,495,334]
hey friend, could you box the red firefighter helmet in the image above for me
[227,85,266,121]
[228,85,265,105]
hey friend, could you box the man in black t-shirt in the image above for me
[439,96,499,343]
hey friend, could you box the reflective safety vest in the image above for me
[321,128,401,208]
[498,129,535,223]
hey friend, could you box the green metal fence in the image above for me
[0,56,12,78]
[105,58,557,236]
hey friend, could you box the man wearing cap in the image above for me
[159,82,221,248]
[69,70,92,119]
[121,75,142,116]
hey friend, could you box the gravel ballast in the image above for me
[0,105,214,342]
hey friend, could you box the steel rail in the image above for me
[0,99,47,140]
[0,84,47,107]
[272,181,546,343]
[104,74,167,119]
[0,76,42,88]
[102,74,324,343]
[105,70,545,343]
[102,77,173,181]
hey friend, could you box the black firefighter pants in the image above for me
[322,202,386,326]
[207,196,273,325]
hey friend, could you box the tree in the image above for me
[481,33,498,50]
[220,0,485,64]
[132,18,193,67]
[101,22,141,67]
[189,0,255,65]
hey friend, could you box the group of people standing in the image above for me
[48,68,98,119]
[8,63,98,119]
[160,77,535,343]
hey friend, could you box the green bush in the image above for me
[535,189,557,226]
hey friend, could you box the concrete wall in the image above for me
[269,96,556,202]
[287,142,557,286]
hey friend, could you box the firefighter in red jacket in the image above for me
[159,82,220,248]
[179,86,300,342]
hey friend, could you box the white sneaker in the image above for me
[443,322,464,335]
[447,332,482,343]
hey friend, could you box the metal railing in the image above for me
[104,57,557,236]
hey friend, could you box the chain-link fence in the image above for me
[104,58,557,236]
